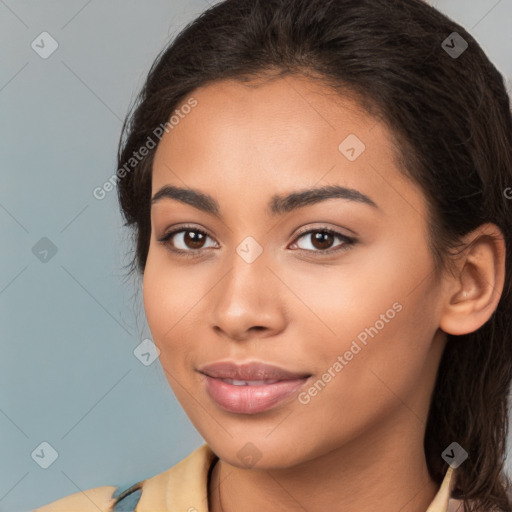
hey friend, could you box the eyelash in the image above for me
[157,224,356,259]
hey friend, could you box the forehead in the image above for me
[159,75,383,152]
[151,75,425,221]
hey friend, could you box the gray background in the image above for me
[1,1,511,511]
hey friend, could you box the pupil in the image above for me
[185,230,204,249]
[313,231,332,249]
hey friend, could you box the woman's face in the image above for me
[143,75,449,469]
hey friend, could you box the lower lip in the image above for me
[203,375,310,414]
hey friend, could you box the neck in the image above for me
[208,409,440,512]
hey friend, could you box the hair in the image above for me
[116,0,512,509]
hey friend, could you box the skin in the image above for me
[142,74,505,512]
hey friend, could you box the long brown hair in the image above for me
[116,0,512,509]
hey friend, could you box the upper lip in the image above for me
[198,361,311,381]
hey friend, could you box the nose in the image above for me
[209,247,287,342]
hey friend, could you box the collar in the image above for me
[137,443,461,511]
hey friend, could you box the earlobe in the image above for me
[439,223,506,336]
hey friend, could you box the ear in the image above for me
[439,223,506,336]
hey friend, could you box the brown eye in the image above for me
[291,228,355,254]
[310,231,335,250]
[158,227,217,253]
[182,230,207,249]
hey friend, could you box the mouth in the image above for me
[197,361,312,414]
[216,378,282,385]
[197,360,311,381]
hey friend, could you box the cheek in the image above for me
[289,303,435,452]
[275,253,409,360]
[142,254,191,354]
[142,251,216,378]
[286,244,437,400]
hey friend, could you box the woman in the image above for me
[34,0,512,510]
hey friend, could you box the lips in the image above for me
[198,361,312,414]
[198,361,311,381]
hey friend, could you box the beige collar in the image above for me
[136,443,460,512]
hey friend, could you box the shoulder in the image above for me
[32,484,120,511]
[32,480,147,512]
[31,444,217,512]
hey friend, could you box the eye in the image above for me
[157,225,356,258]
[289,228,355,254]
[157,225,218,256]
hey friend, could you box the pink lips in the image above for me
[198,361,311,414]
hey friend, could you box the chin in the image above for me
[204,433,314,470]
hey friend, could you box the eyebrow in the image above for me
[151,184,378,218]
